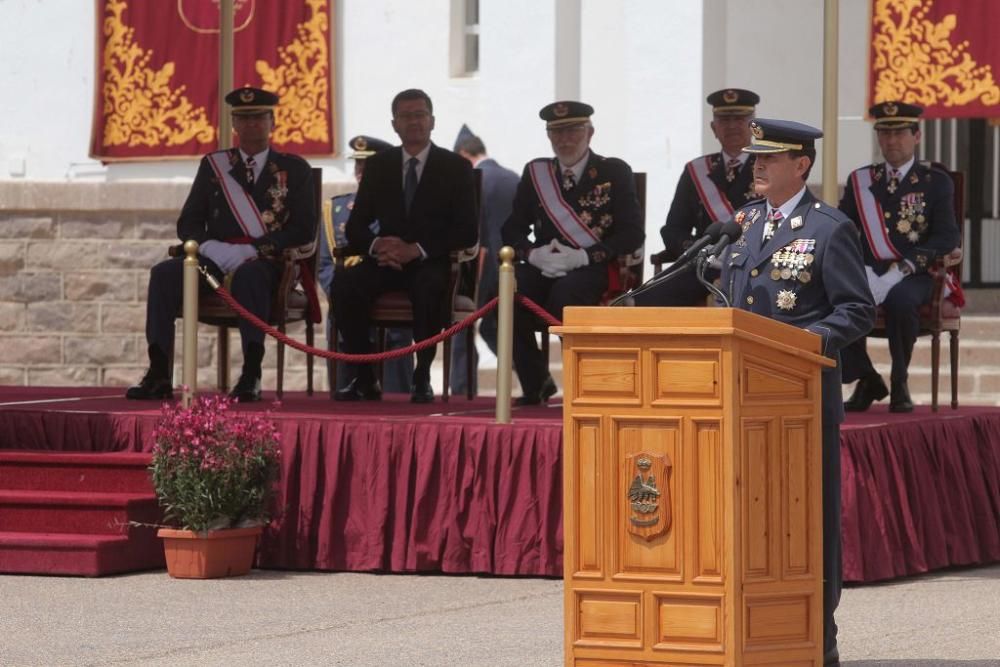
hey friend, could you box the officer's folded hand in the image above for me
[528,239,567,278]
[550,240,589,273]
[199,240,258,274]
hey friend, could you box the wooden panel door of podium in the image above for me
[554,307,831,667]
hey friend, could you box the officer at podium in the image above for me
[717,119,875,666]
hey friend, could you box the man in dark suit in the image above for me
[502,101,644,405]
[332,89,478,403]
[718,119,875,666]
[639,88,760,306]
[126,86,316,403]
[449,124,520,395]
[838,101,961,413]
[317,135,413,394]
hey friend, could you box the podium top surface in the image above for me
[553,307,834,367]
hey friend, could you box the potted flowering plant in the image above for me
[150,395,281,578]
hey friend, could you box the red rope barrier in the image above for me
[204,282,563,362]
[516,294,563,327]
[210,285,499,363]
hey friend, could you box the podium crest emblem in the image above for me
[626,452,672,541]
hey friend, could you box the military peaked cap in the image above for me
[870,100,923,130]
[706,88,759,115]
[743,118,822,154]
[225,86,279,115]
[539,101,594,128]
[348,135,392,159]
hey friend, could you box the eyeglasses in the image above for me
[395,111,431,121]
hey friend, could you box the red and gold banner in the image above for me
[869,0,1000,119]
[90,0,334,161]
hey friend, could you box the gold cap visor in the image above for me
[742,139,804,154]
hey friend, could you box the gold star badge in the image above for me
[776,289,797,311]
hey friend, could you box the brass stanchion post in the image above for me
[182,240,199,407]
[822,0,839,205]
[495,247,515,424]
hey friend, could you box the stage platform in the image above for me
[1,386,999,583]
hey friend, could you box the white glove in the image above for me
[865,266,890,305]
[528,240,567,278]
[550,240,589,273]
[199,240,258,274]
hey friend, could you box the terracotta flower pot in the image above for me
[157,526,264,579]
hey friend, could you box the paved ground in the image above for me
[1,564,998,666]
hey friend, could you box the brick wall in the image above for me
[0,181,351,393]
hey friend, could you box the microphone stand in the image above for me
[695,254,730,307]
[609,259,697,306]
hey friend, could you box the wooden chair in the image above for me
[868,169,964,411]
[328,170,482,402]
[194,167,323,398]
[539,172,647,371]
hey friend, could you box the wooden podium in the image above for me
[553,307,833,666]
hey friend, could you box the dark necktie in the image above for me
[762,208,783,246]
[245,155,256,189]
[726,157,741,183]
[404,156,419,214]
[562,168,576,191]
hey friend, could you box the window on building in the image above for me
[450,0,479,77]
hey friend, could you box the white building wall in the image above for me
[715,0,874,186]
[0,0,875,238]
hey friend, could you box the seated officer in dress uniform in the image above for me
[839,101,960,413]
[639,88,760,306]
[126,86,316,403]
[501,101,644,405]
[316,135,414,394]
[718,119,875,666]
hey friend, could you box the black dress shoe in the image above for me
[823,645,840,666]
[515,375,558,406]
[410,380,434,404]
[229,374,262,403]
[125,371,173,400]
[334,377,382,402]
[844,373,889,412]
[889,380,914,413]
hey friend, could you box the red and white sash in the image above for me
[687,155,734,223]
[528,161,599,249]
[850,167,902,261]
[207,151,268,239]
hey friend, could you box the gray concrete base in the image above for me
[1,564,998,666]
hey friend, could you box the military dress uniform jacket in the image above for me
[317,192,355,296]
[177,147,316,254]
[719,190,876,425]
[345,144,478,260]
[838,161,959,274]
[501,152,645,266]
[660,153,757,260]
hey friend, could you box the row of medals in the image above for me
[889,202,927,243]
[770,238,816,284]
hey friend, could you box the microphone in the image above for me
[700,220,743,260]
[671,221,725,268]
[609,222,727,306]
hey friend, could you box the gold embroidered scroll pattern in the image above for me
[872,0,1000,108]
[100,0,215,148]
[256,0,330,145]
